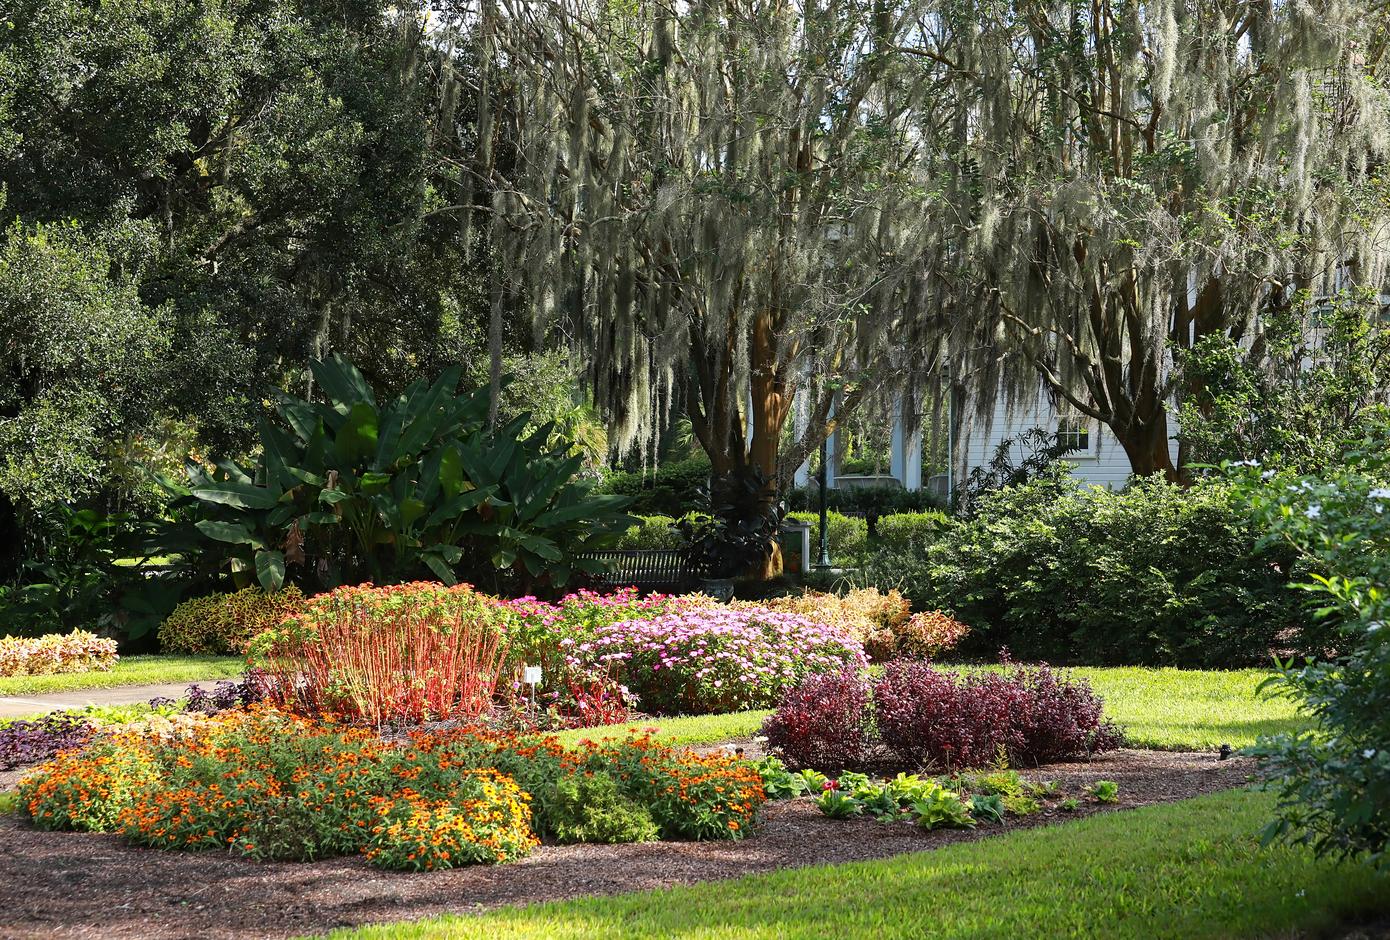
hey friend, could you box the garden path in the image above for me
[0,683,205,720]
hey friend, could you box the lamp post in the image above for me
[816,432,832,569]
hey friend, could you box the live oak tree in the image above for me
[478,0,951,561]
[921,0,1390,480]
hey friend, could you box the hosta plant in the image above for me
[910,785,976,830]
[815,787,863,819]
[755,757,809,800]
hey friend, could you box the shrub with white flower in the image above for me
[583,607,867,715]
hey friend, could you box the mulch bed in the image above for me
[0,749,1253,940]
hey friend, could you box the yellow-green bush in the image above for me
[158,587,304,655]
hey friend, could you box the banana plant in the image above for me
[166,355,633,593]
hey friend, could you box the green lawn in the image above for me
[319,788,1388,940]
[0,655,245,697]
[1063,666,1304,751]
[554,666,1306,753]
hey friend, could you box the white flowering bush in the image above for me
[581,607,867,714]
[1234,419,1390,867]
[0,630,118,677]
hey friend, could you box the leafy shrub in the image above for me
[158,587,304,655]
[161,355,632,595]
[1235,426,1390,866]
[583,606,866,714]
[785,511,869,565]
[862,472,1306,667]
[784,486,941,517]
[764,661,1121,772]
[250,582,511,723]
[597,457,712,516]
[760,668,873,772]
[0,630,117,677]
[872,662,1123,770]
[614,515,683,550]
[864,610,969,662]
[874,511,953,552]
[545,771,660,844]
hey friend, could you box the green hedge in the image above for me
[860,473,1308,667]
[874,510,953,551]
[786,511,870,566]
[613,516,684,550]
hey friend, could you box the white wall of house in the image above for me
[959,393,1179,491]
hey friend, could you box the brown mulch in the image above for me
[0,749,1252,940]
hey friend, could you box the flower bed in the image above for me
[586,606,866,714]
[498,588,705,725]
[0,673,267,770]
[17,709,765,870]
[0,630,117,678]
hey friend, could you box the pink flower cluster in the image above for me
[0,630,118,678]
[584,606,867,715]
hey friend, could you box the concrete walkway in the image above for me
[0,682,216,720]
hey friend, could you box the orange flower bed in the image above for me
[17,709,765,870]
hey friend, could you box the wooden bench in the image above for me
[580,549,697,594]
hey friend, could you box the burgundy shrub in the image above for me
[873,661,1124,771]
[1002,663,1125,764]
[760,668,872,772]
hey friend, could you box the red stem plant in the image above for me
[250,582,512,724]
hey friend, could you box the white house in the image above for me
[793,385,1177,500]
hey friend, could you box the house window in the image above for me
[1055,411,1096,457]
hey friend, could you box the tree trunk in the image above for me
[1112,410,1179,482]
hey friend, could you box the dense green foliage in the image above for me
[870,511,952,553]
[1239,421,1390,866]
[164,356,631,595]
[862,472,1308,667]
[612,516,683,551]
[1178,293,1390,472]
[324,789,1390,940]
[596,459,712,517]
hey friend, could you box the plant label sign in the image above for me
[523,666,543,686]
